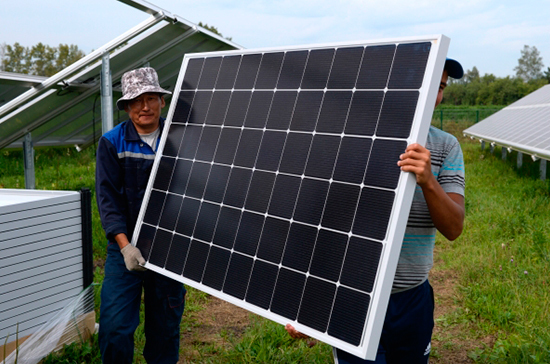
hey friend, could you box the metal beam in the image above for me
[101,54,114,134]
[541,159,547,181]
[23,133,35,189]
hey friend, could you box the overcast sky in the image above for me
[1,0,549,78]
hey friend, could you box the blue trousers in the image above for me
[99,243,186,364]
[335,280,434,364]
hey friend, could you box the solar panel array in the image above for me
[132,36,447,359]
[464,84,550,160]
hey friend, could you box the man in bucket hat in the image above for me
[96,67,185,364]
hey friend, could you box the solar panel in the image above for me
[132,35,449,359]
[464,84,550,160]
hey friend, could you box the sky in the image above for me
[1,0,549,78]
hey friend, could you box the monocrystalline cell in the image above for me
[353,188,395,241]
[376,91,419,138]
[356,45,396,90]
[256,217,290,264]
[180,58,204,90]
[178,125,203,159]
[143,190,166,226]
[223,167,253,208]
[301,48,335,89]
[203,164,231,203]
[364,139,407,189]
[255,130,287,171]
[195,126,221,162]
[135,224,156,261]
[327,46,364,89]
[212,206,241,249]
[289,91,324,132]
[309,229,348,282]
[340,237,383,293]
[297,277,336,332]
[293,178,330,226]
[255,52,284,89]
[168,159,192,195]
[277,50,308,89]
[244,170,276,213]
[316,91,353,134]
[245,260,279,309]
[172,91,194,123]
[332,136,372,184]
[322,182,360,233]
[153,157,176,191]
[233,129,263,168]
[345,91,385,137]
[148,229,174,268]
[205,91,231,125]
[265,91,298,130]
[188,91,213,125]
[202,246,231,290]
[244,91,274,128]
[224,91,252,127]
[278,133,313,175]
[158,193,183,231]
[304,134,341,179]
[234,54,262,89]
[163,124,186,157]
[268,174,301,219]
[233,211,265,256]
[175,197,201,237]
[197,57,222,89]
[185,162,211,199]
[222,253,254,299]
[182,240,210,282]
[215,55,242,89]
[193,202,221,243]
[165,234,191,275]
[327,286,371,346]
[214,127,242,165]
[388,42,431,89]
[282,223,318,272]
[270,267,306,320]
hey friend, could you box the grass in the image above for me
[1,123,550,362]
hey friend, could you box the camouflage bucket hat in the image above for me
[116,67,171,110]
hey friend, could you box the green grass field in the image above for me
[1,120,549,363]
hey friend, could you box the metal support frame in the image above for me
[517,152,523,169]
[502,147,507,160]
[481,140,485,151]
[23,133,35,189]
[541,159,547,181]
[101,53,114,134]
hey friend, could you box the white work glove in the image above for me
[120,244,147,271]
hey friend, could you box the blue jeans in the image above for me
[99,243,186,364]
[335,280,434,364]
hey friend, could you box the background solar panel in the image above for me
[132,35,449,359]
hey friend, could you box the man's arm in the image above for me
[398,143,465,240]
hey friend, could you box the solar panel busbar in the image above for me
[131,34,449,359]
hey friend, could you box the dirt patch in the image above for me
[178,296,252,363]
[430,248,495,363]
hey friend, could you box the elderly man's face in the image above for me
[435,70,449,108]
[125,92,165,134]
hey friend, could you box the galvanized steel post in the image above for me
[101,53,114,134]
[23,132,35,189]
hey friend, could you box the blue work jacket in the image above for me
[95,118,164,243]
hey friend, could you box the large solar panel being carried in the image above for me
[464,84,550,160]
[131,35,449,359]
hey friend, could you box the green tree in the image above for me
[543,67,550,82]
[0,42,6,71]
[514,45,544,82]
[198,22,232,41]
[1,42,85,76]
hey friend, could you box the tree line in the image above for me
[1,41,548,107]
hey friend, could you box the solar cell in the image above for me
[132,35,449,359]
